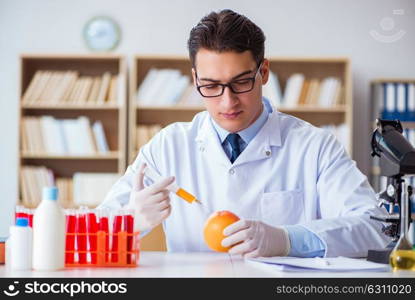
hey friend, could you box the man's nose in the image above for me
[221,85,238,107]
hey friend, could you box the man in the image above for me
[102,9,390,258]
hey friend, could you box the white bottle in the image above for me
[32,186,66,271]
[9,217,33,270]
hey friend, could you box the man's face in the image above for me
[193,49,269,133]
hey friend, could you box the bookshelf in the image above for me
[369,79,415,193]
[130,56,353,161]
[129,56,199,251]
[19,54,127,209]
[269,57,352,154]
[130,55,353,251]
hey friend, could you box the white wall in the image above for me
[1,0,414,237]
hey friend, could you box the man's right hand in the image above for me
[127,163,175,232]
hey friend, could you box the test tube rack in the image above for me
[65,231,140,268]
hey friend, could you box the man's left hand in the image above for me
[221,220,291,258]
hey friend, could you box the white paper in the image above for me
[246,256,390,272]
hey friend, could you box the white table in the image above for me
[1,251,414,278]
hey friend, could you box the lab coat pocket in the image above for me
[260,189,305,226]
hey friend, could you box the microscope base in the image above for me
[367,249,393,264]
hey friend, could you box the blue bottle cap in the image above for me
[16,217,29,227]
[42,186,58,201]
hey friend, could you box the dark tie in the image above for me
[227,133,241,163]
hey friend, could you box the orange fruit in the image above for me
[203,210,240,252]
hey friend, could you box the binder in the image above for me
[408,83,415,121]
[383,83,396,120]
[396,83,406,120]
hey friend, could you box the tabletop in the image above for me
[1,251,414,278]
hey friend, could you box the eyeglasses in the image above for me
[195,62,263,98]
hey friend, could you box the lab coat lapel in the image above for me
[232,111,282,166]
[195,115,232,167]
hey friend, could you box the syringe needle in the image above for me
[144,166,200,205]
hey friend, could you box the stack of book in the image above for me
[135,69,343,109]
[373,82,415,121]
[282,74,343,108]
[136,68,203,106]
[136,124,163,151]
[20,166,54,208]
[21,116,109,155]
[262,71,283,108]
[22,70,124,106]
[20,166,119,208]
[56,177,73,208]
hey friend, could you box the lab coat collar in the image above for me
[195,110,282,166]
[195,114,232,166]
[251,108,281,147]
[211,103,268,145]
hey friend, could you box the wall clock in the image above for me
[83,16,121,51]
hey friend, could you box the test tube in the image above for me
[65,209,76,264]
[98,209,110,262]
[143,166,201,204]
[123,209,134,264]
[87,209,98,264]
[111,210,123,263]
[76,208,88,264]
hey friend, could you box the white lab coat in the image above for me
[102,109,390,257]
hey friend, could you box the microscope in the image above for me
[368,119,415,263]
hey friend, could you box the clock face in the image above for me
[83,16,121,51]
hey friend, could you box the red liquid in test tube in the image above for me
[98,210,110,262]
[65,210,76,264]
[111,212,123,263]
[76,211,88,264]
[123,210,134,264]
[87,210,98,264]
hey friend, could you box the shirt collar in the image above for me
[211,99,271,144]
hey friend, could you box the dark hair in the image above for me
[187,9,265,67]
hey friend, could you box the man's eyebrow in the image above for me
[198,69,254,83]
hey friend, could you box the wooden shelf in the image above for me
[371,78,415,84]
[280,106,347,113]
[134,105,346,127]
[371,121,415,130]
[19,54,128,208]
[136,105,347,113]
[131,55,352,162]
[22,104,120,110]
[402,122,415,129]
[268,56,350,63]
[21,151,120,160]
[136,105,204,112]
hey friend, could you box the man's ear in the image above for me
[261,59,270,85]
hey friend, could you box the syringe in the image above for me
[143,166,202,205]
